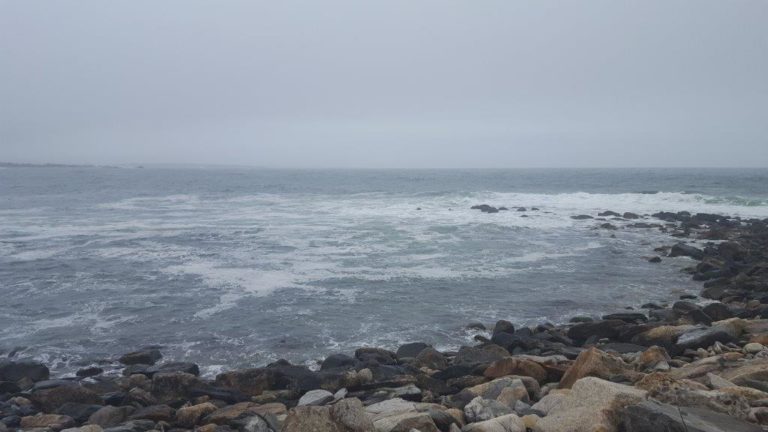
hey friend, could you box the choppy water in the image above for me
[2,167,768,376]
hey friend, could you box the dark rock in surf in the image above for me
[668,243,705,260]
[0,360,49,383]
[119,348,162,366]
[396,342,431,359]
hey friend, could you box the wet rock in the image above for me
[76,367,103,378]
[454,346,507,366]
[355,348,398,366]
[20,414,75,431]
[601,313,648,323]
[415,348,448,370]
[648,256,662,263]
[620,400,762,432]
[623,212,640,219]
[118,349,162,366]
[321,354,359,371]
[492,320,515,337]
[144,362,200,377]
[0,360,49,382]
[472,204,499,213]
[395,342,430,359]
[151,372,203,404]
[566,320,624,342]
[676,322,741,350]
[703,303,735,322]
[559,348,637,389]
[483,358,546,382]
[669,243,705,260]
[599,211,621,217]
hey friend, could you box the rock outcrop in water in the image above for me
[3,211,768,431]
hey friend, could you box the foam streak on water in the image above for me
[1,167,767,375]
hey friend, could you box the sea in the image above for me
[2,167,768,377]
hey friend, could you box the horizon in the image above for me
[2,0,767,168]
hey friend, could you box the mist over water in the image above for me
[1,167,768,376]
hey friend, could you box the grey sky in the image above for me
[1,1,767,168]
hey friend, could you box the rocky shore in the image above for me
[2,209,768,432]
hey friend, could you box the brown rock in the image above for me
[205,402,286,424]
[483,358,547,382]
[87,406,135,428]
[175,402,218,428]
[151,372,202,404]
[635,346,671,372]
[31,385,102,412]
[20,414,75,431]
[559,347,637,389]
[416,348,448,370]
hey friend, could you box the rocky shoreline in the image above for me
[2,209,768,432]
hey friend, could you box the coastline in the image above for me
[3,209,768,431]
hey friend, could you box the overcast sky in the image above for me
[1,1,767,168]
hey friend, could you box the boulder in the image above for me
[174,402,218,428]
[281,405,339,432]
[118,349,162,366]
[676,322,741,350]
[54,403,102,424]
[466,377,536,403]
[722,360,768,386]
[372,412,439,432]
[20,414,75,431]
[128,404,174,422]
[298,389,335,406]
[483,358,546,382]
[462,414,525,432]
[454,346,507,366]
[620,400,762,432]
[463,397,513,423]
[602,313,647,323]
[144,362,200,377]
[635,346,671,372]
[321,354,359,371]
[396,342,430,359]
[87,406,135,428]
[492,320,515,337]
[416,348,448,370]
[566,320,624,342]
[355,348,398,365]
[204,402,286,424]
[669,243,704,260]
[534,377,646,432]
[329,398,375,432]
[703,303,734,321]
[31,383,102,412]
[0,360,49,382]
[151,372,203,403]
[558,348,636,389]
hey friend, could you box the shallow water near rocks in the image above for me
[1,167,768,376]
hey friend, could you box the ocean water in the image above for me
[2,167,768,376]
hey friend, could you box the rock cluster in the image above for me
[3,209,768,431]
